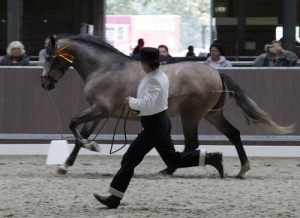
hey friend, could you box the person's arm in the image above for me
[128,78,161,111]
[0,56,13,65]
[222,59,232,67]
[283,50,298,66]
[220,57,232,67]
[253,54,267,66]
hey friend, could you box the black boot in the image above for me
[205,152,224,178]
[93,193,121,209]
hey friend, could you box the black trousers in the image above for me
[109,110,200,197]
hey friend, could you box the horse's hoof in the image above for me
[236,161,251,179]
[235,175,245,179]
[83,141,101,152]
[158,167,176,176]
[158,169,169,176]
[56,165,68,175]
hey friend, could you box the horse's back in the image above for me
[162,61,222,95]
[160,61,223,117]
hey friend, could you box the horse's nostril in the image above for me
[41,77,55,90]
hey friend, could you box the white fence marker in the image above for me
[46,140,70,165]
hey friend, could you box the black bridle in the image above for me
[41,41,75,89]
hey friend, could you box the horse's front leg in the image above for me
[57,119,100,175]
[69,105,104,151]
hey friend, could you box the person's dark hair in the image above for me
[188,45,194,51]
[209,43,225,56]
[158,44,169,52]
[138,38,144,46]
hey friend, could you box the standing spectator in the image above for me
[158,44,172,64]
[186,45,196,58]
[131,38,144,59]
[203,43,232,68]
[254,40,298,66]
[0,41,30,66]
[93,47,224,209]
[38,36,50,66]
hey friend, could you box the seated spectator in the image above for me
[186,45,196,57]
[254,40,298,66]
[131,38,144,60]
[38,36,50,66]
[0,41,30,66]
[203,43,232,68]
[158,44,172,64]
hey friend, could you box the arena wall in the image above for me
[0,67,299,144]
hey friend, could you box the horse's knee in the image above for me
[69,118,77,129]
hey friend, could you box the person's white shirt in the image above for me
[128,69,169,116]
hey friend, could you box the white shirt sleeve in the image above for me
[128,78,161,111]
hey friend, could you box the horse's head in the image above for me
[41,35,74,90]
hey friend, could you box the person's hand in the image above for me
[124,96,131,104]
[274,46,284,55]
[264,44,270,52]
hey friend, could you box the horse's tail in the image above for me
[220,73,294,134]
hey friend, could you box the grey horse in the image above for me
[41,34,293,178]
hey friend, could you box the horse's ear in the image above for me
[50,35,56,48]
[46,35,56,55]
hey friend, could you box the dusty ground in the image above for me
[0,155,299,218]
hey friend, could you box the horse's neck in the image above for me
[72,48,142,86]
[71,49,107,81]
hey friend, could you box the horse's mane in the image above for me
[56,34,131,60]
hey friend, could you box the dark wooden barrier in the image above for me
[0,66,299,144]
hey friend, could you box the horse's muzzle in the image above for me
[41,76,57,91]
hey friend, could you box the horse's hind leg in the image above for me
[57,119,100,175]
[159,113,201,175]
[205,111,250,178]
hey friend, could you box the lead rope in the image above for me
[44,85,65,139]
[109,103,131,154]
[97,90,235,153]
[42,79,109,144]
[107,90,235,154]
[42,83,235,154]
[208,90,235,111]
[43,79,130,153]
